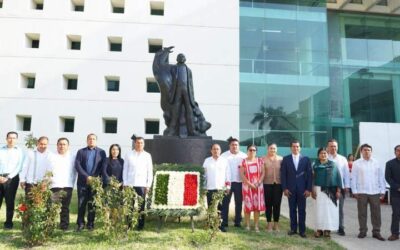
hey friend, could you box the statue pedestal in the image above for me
[145,136,228,165]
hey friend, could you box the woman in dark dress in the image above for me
[102,144,124,185]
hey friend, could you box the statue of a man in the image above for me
[166,54,196,136]
[152,47,211,137]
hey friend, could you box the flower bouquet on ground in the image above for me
[90,176,142,240]
[16,173,62,247]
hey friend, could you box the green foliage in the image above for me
[205,190,225,242]
[153,163,205,188]
[16,172,62,247]
[24,133,37,149]
[90,177,143,241]
[154,174,169,205]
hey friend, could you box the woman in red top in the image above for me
[240,144,265,232]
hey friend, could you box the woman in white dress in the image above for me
[312,147,342,238]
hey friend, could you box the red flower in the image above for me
[18,203,28,212]
[183,174,198,206]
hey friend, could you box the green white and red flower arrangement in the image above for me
[152,171,200,209]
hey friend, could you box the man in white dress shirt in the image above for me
[221,137,246,228]
[0,131,25,229]
[327,139,350,236]
[123,136,153,230]
[351,143,386,241]
[20,136,53,195]
[203,143,231,232]
[50,137,77,231]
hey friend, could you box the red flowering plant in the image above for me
[16,172,62,247]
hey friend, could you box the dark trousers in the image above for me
[226,182,242,226]
[206,190,230,228]
[288,190,307,234]
[77,185,95,227]
[390,196,400,236]
[52,187,73,229]
[264,183,283,222]
[338,190,345,230]
[133,187,146,229]
[0,175,19,228]
[357,194,381,234]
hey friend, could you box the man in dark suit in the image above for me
[386,145,400,241]
[281,140,312,238]
[74,133,106,231]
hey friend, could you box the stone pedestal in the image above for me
[145,136,228,165]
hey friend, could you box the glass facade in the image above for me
[240,0,400,156]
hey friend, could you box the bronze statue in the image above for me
[153,46,211,137]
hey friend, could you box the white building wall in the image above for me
[0,0,239,153]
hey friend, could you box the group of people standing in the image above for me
[0,131,399,242]
[202,138,400,242]
[0,131,153,232]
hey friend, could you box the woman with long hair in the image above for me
[102,144,124,185]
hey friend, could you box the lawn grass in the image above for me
[0,191,344,250]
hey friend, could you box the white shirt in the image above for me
[292,154,299,170]
[221,150,247,183]
[328,153,350,188]
[50,152,77,188]
[20,149,53,184]
[203,156,230,190]
[123,150,153,188]
[0,146,24,179]
[351,157,386,195]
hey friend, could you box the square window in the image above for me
[150,1,164,16]
[148,39,163,53]
[67,79,78,89]
[145,120,159,134]
[349,0,362,4]
[71,41,81,50]
[108,36,122,52]
[104,119,118,133]
[21,73,36,88]
[146,77,160,93]
[26,33,40,48]
[61,117,75,132]
[67,35,82,50]
[32,0,44,10]
[113,7,124,13]
[0,1,3,8]
[31,39,39,48]
[17,116,32,131]
[64,75,78,90]
[71,0,85,11]
[106,77,120,91]
[111,0,125,13]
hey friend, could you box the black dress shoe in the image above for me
[338,228,345,236]
[219,226,227,233]
[86,225,94,231]
[75,224,84,232]
[357,232,366,238]
[299,233,307,238]
[288,230,297,236]
[234,224,242,228]
[372,234,385,241]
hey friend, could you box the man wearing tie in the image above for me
[281,140,312,238]
[75,133,106,231]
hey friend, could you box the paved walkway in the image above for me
[280,196,400,250]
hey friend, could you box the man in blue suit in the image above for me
[74,133,106,231]
[281,140,312,238]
